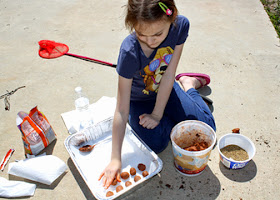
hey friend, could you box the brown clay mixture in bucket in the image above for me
[184,141,209,151]
[174,129,211,152]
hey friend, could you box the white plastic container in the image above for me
[170,120,216,176]
[218,133,256,169]
[75,87,93,130]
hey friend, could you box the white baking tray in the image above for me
[64,117,163,200]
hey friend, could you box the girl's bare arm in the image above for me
[111,76,132,161]
[99,76,132,189]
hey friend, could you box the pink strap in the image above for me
[65,53,114,66]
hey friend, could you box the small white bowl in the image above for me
[218,133,256,169]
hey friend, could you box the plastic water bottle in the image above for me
[75,87,93,130]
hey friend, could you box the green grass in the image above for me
[260,0,280,38]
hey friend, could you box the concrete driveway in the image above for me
[1,0,279,199]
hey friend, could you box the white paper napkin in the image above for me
[0,177,36,198]
[8,155,67,185]
[61,96,116,134]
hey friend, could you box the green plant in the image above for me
[260,0,280,38]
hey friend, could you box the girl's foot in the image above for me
[177,76,207,92]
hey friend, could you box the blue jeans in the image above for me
[129,81,216,153]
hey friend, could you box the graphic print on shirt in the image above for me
[141,46,174,95]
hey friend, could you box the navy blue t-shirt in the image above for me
[116,15,190,101]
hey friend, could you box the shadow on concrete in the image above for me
[151,144,221,200]
[198,85,212,96]
[36,172,67,189]
[198,86,214,113]
[39,139,57,156]
[219,160,257,182]
[156,165,221,200]
[67,158,96,200]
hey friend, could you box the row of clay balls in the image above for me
[106,163,149,197]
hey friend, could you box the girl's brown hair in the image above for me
[125,0,178,32]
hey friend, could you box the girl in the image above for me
[99,0,216,188]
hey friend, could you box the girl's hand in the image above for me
[139,113,161,129]
[98,159,121,189]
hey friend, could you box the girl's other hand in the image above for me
[139,113,161,129]
[98,159,121,189]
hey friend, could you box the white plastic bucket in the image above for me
[218,133,256,169]
[170,120,216,176]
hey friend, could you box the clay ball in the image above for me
[130,167,136,176]
[120,172,130,179]
[125,181,132,187]
[116,185,123,193]
[111,178,118,186]
[106,191,114,197]
[79,145,93,152]
[137,163,146,171]
[134,175,141,182]
[142,171,149,177]
[232,128,240,133]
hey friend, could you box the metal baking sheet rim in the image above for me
[64,117,163,200]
